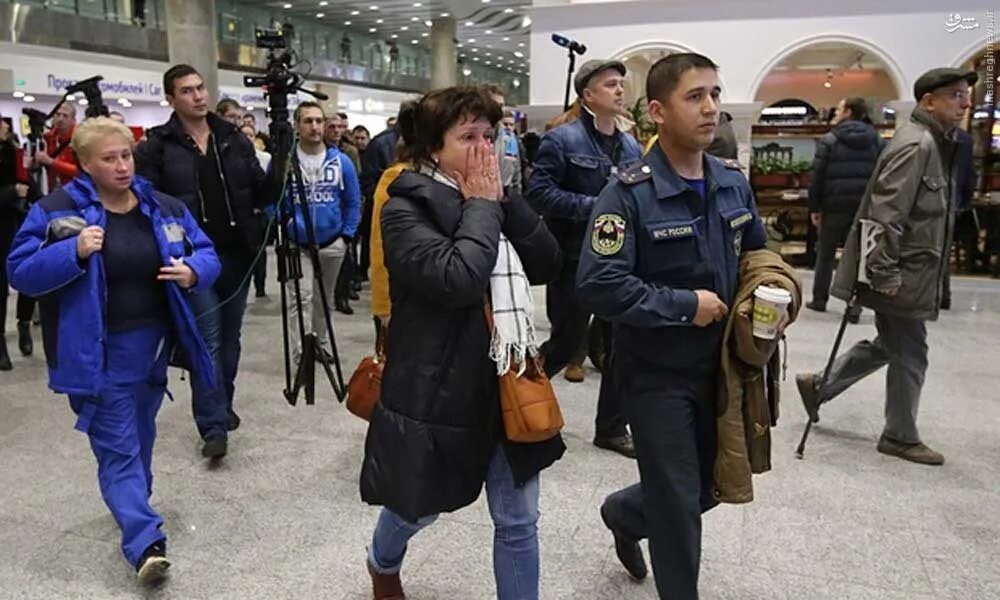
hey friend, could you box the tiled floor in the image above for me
[1,269,998,599]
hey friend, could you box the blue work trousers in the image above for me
[69,324,169,568]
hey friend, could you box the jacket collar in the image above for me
[911,106,956,144]
[63,173,161,214]
[164,111,235,142]
[646,142,742,199]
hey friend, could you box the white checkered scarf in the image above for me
[420,164,539,376]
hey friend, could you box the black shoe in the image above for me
[806,301,826,313]
[136,541,170,586]
[255,289,267,299]
[795,373,820,423]
[940,295,951,310]
[349,290,361,301]
[846,307,861,324]
[16,321,32,357]
[600,503,647,580]
[227,409,241,432]
[594,434,637,459]
[0,339,11,371]
[202,436,227,459]
[335,299,354,315]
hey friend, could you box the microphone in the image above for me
[65,75,104,95]
[551,33,586,55]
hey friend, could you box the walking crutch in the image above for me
[794,290,858,459]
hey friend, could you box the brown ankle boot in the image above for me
[367,560,405,599]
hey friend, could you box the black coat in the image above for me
[808,120,885,215]
[359,127,400,200]
[135,112,269,254]
[360,171,565,522]
[0,134,37,296]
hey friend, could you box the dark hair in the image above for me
[337,112,349,120]
[216,98,241,116]
[294,101,325,124]
[163,64,200,96]
[646,53,719,103]
[353,125,371,136]
[842,97,870,122]
[483,84,505,100]
[397,86,502,164]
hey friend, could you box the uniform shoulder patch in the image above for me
[591,214,627,256]
[615,162,653,186]
[721,158,744,170]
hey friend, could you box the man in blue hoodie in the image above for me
[807,97,885,322]
[279,101,361,364]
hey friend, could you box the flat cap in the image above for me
[574,59,627,97]
[913,67,978,101]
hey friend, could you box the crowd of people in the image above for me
[0,50,975,599]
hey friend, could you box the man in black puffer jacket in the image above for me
[807,97,885,320]
[135,64,271,460]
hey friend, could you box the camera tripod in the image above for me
[247,32,346,406]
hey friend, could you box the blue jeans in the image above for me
[188,252,252,440]
[69,324,169,567]
[368,447,541,600]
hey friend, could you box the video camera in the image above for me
[66,75,109,118]
[243,28,308,104]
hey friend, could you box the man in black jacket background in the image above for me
[136,64,270,460]
[807,97,884,322]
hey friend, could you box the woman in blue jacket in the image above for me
[6,117,220,585]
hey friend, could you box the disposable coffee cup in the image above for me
[752,286,792,339]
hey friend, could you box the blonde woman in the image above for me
[7,117,220,585]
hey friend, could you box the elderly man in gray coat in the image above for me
[795,67,977,466]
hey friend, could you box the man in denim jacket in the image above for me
[527,59,642,458]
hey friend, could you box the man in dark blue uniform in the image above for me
[577,53,768,599]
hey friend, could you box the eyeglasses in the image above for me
[936,89,972,101]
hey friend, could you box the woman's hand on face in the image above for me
[158,257,198,289]
[454,142,501,202]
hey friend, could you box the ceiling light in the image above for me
[245,105,255,111]
[514,51,523,58]
[512,79,520,87]
[369,5,379,10]
[117,97,128,104]
[351,9,359,15]
[376,18,383,23]
[283,2,292,8]
[344,20,351,25]
[456,43,463,47]
[411,39,418,44]
[400,25,408,30]
[23,95,36,103]
[413,1,421,5]
[482,0,490,3]
[465,20,474,26]
[473,57,479,61]
[424,20,432,27]
[411,16,419,21]
[502,37,510,42]
[468,38,476,43]
[463,68,472,76]
[518,42,525,47]
[316,12,324,17]
[319,1,327,6]
[485,61,492,66]
[504,8,513,13]
[485,30,493,35]
[824,81,832,88]
[521,16,531,27]
[471,48,478,53]
[485,52,491,56]
[421,32,428,37]
[441,12,449,17]
[159,99,169,107]
[391,33,398,38]
[12,91,24,98]
[369,27,377,32]
[78,98,88,105]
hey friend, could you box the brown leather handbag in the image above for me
[346,324,387,421]
[484,301,564,443]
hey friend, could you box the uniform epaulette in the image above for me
[617,162,653,186]
[721,158,744,170]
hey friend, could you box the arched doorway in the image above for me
[610,42,699,144]
[748,37,903,266]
